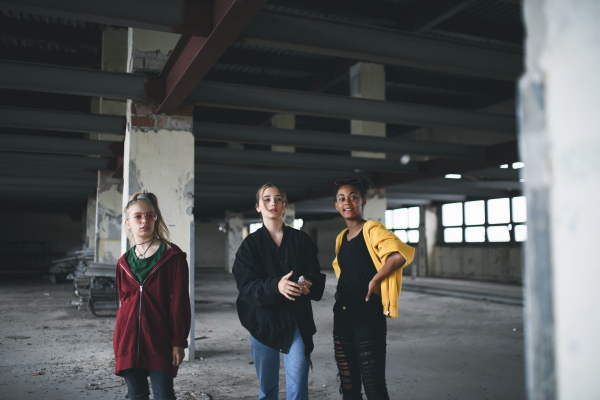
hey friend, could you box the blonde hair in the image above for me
[255,183,288,222]
[124,190,171,249]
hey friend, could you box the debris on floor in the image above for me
[48,246,94,283]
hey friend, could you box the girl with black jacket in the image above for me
[232,183,326,400]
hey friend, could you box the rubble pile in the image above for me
[48,247,94,283]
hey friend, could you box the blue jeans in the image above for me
[122,367,175,400]
[250,318,310,400]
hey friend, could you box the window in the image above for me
[441,196,527,243]
[385,206,420,243]
[293,219,304,230]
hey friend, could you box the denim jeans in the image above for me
[250,318,310,400]
[122,367,175,400]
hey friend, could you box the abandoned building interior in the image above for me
[0,0,598,399]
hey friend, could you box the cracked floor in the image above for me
[0,270,525,399]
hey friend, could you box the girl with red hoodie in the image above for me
[113,190,191,400]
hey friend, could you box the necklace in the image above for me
[136,237,155,259]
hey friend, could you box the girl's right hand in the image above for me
[278,270,303,301]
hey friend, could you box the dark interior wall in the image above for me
[0,212,83,273]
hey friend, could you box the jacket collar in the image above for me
[258,223,290,249]
[118,241,183,275]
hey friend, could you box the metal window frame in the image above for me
[437,195,524,246]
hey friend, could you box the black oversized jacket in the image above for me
[232,224,326,358]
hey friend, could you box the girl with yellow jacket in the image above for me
[331,177,414,400]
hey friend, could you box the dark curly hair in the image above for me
[333,176,371,198]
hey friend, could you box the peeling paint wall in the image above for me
[96,171,123,264]
[520,1,600,398]
[122,128,195,258]
[225,212,244,273]
[127,28,181,74]
[363,189,386,224]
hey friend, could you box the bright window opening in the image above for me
[407,230,420,243]
[464,200,485,226]
[394,230,408,243]
[488,198,510,224]
[408,207,420,229]
[512,196,527,223]
[442,202,463,227]
[515,224,527,242]
[487,226,510,242]
[465,226,485,242]
[444,227,463,243]
[293,219,304,230]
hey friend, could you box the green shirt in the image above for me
[126,241,166,284]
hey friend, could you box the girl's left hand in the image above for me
[172,346,185,366]
[300,279,312,295]
[365,279,381,302]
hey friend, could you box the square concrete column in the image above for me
[521,1,600,398]
[122,28,195,361]
[350,62,386,159]
[90,26,129,140]
[362,187,386,224]
[225,211,244,273]
[85,196,96,249]
[271,113,295,153]
[350,62,387,223]
[95,171,123,264]
[284,203,296,227]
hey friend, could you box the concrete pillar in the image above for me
[362,187,386,224]
[271,113,295,153]
[85,196,96,249]
[418,205,438,277]
[350,62,386,159]
[123,28,195,361]
[225,211,244,273]
[520,1,600,398]
[95,171,123,264]
[284,203,296,227]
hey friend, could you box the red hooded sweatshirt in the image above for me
[113,243,191,377]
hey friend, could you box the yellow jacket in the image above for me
[332,220,415,318]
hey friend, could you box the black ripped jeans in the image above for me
[333,302,389,400]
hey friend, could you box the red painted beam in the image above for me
[156,0,268,115]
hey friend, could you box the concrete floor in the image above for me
[0,270,525,399]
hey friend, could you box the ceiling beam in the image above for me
[0,106,125,135]
[157,0,268,114]
[0,61,516,132]
[0,134,122,157]
[0,152,117,170]
[0,166,98,181]
[195,146,419,174]
[188,82,516,133]
[241,10,522,81]
[195,162,363,181]
[0,2,522,80]
[193,122,487,159]
[411,0,478,33]
[0,0,213,36]
[0,176,97,189]
[0,60,162,100]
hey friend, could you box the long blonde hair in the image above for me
[255,183,288,222]
[124,190,171,248]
